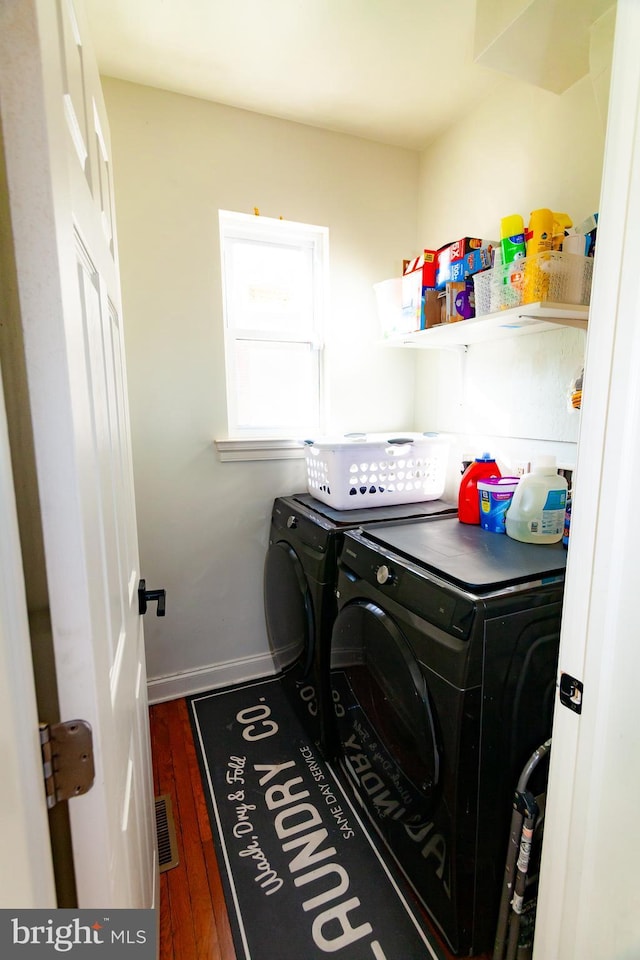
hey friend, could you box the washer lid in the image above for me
[291,492,456,526]
[360,517,567,591]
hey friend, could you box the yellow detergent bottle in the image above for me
[524,208,553,303]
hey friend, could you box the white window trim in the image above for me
[217,210,328,449]
[214,437,306,462]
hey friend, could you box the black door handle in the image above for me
[138,579,166,616]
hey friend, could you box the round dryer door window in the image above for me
[331,600,440,827]
[264,540,314,675]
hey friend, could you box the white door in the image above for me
[0,0,157,907]
[534,1,640,957]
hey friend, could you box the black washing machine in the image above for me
[329,517,567,956]
[263,493,456,760]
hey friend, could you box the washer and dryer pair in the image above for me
[263,493,455,759]
[264,497,566,956]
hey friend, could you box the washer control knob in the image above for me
[286,515,298,529]
[376,564,394,585]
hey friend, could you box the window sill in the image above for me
[214,438,306,462]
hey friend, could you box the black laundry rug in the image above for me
[189,674,447,960]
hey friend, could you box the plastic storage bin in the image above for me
[473,252,594,317]
[304,432,449,509]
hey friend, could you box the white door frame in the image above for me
[0,365,56,907]
[534,1,640,956]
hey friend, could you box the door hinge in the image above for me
[39,720,95,809]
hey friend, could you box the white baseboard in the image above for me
[146,650,278,704]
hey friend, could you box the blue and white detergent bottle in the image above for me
[505,456,568,544]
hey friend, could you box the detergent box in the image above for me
[448,244,497,282]
[436,238,494,288]
[444,280,475,322]
[401,251,439,330]
[422,288,444,328]
[403,250,438,289]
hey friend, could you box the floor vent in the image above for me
[155,794,179,873]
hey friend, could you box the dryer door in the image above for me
[264,539,315,675]
[331,600,440,827]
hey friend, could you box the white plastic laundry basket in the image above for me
[304,432,449,509]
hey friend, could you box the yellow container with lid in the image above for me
[524,208,553,302]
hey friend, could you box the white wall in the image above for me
[413,12,613,495]
[102,79,420,700]
[104,6,615,699]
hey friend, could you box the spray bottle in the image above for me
[552,212,573,251]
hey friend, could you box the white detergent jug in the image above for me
[505,456,568,544]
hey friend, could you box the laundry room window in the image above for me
[219,210,328,449]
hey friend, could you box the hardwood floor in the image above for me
[150,696,494,960]
[150,698,236,960]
